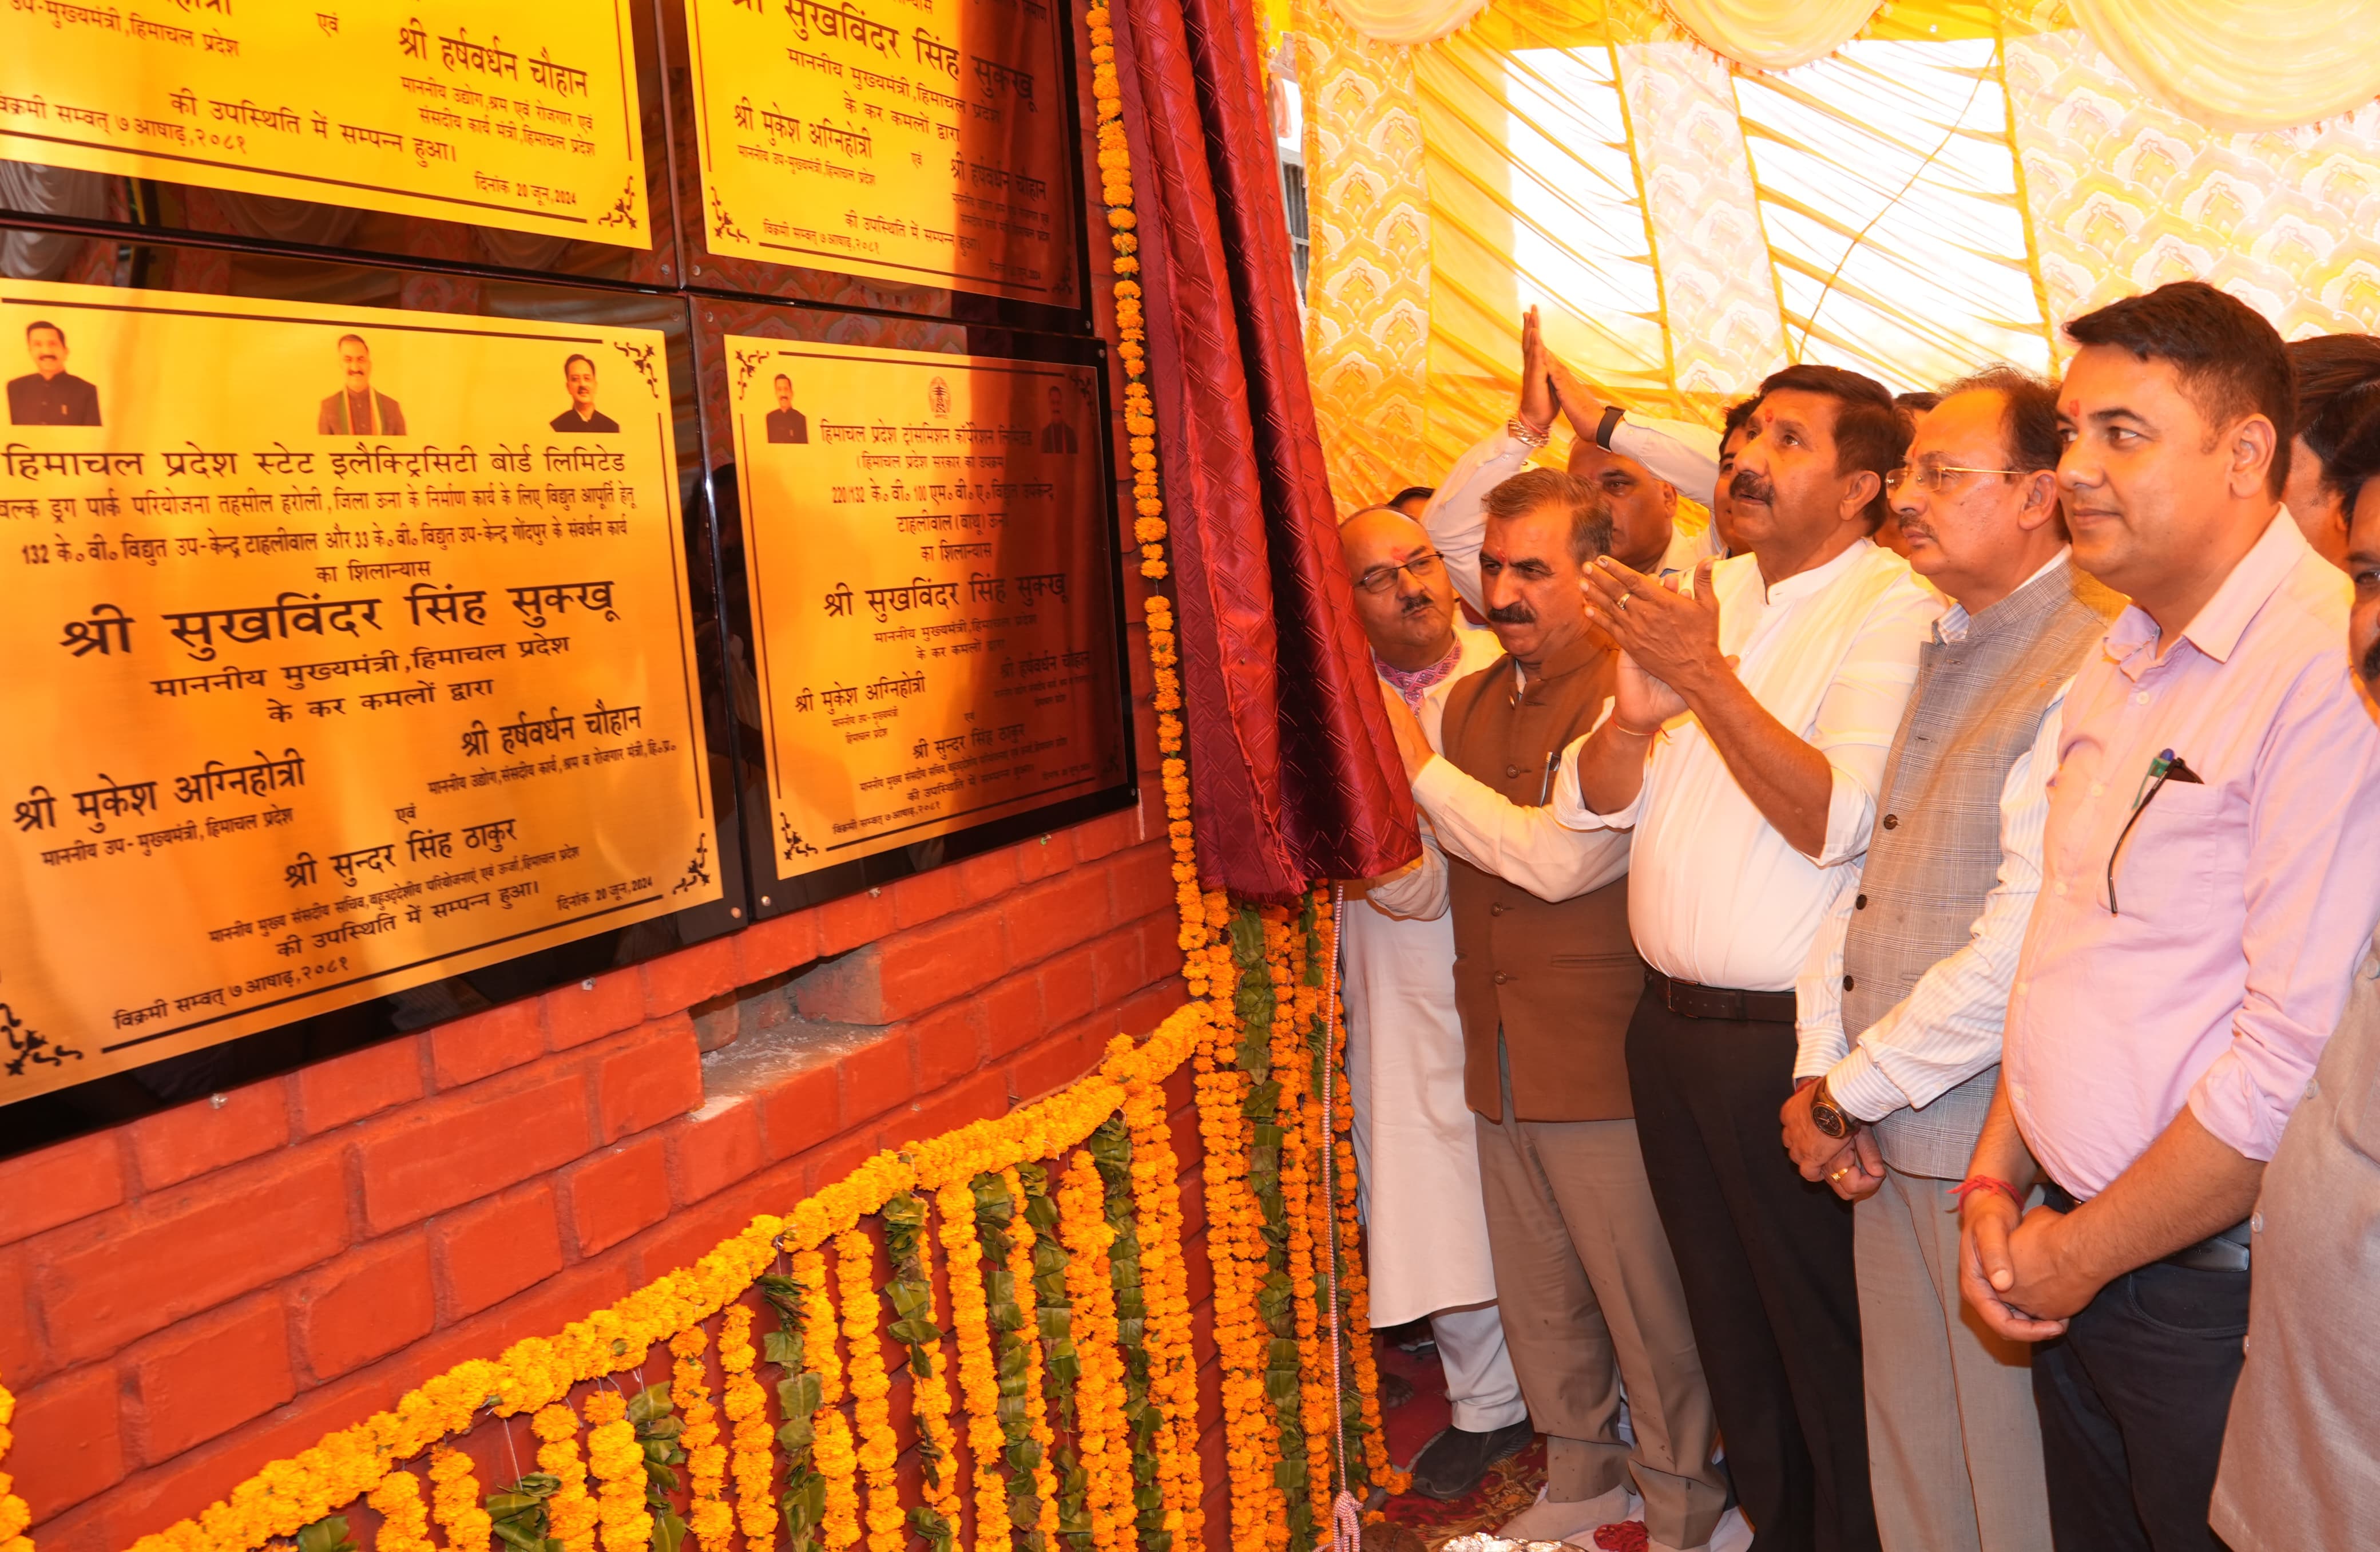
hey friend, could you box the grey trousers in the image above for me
[1856,1166,2052,1552]
[1475,1058,1729,1549]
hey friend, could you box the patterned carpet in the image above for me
[1360,1329,1750,1552]
[1365,1332,1549,1552]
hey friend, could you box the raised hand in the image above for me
[1548,357,1610,440]
[1612,650,1686,736]
[1585,556,1727,709]
[1518,306,1554,436]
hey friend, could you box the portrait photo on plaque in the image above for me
[721,335,1129,898]
[0,277,726,1114]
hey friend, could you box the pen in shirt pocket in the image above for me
[1538,749,1558,805]
[2107,747,2203,915]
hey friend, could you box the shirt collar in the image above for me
[1937,546,2071,644]
[1375,634,1464,710]
[2105,509,2304,670]
[1755,535,1873,607]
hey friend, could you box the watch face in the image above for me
[1813,1100,1848,1139]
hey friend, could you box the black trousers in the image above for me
[2030,1260,2248,1551]
[1625,984,1879,1552]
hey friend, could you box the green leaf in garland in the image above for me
[782,1472,826,1537]
[779,1371,823,1419]
[909,1500,958,1552]
[625,1384,673,1427]
[485,1472,560,1552]
[295,1516,356,1552]
[887,1316,945,1349]
[649,1507,688,1552]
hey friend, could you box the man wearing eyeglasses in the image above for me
[1778,368,2120,1552]
[1335,501,1529,1500]
[1958,282,2380,1551]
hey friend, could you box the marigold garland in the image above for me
[1020,1165,1088,1548]
[1001,1166,1063,1550]
[881,1194,959,1552]
[936,1178,1011,1552]
[427,1447,490,1552]
[1056,1154,1129,1552]
[1203,914,1287,1552]
[0,1382,30,1552]
[789,1247,859,1552]
[718,1305,776,1548]
[1311,899,1403,1496]
[364,1471,430,1552]
[581,1391,648,1552]
[834,1232,901,1552]
[669,1327,730,1550]
[1122,1086,1197,1546]
[98,1013,1228,1552]
[531,1404,598,1552]
[1088,1121,1162,1552]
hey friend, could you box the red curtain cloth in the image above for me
[1109,0,1419,898]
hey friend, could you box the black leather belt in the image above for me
[1647,970,1798,1025]
[2040,1181,2251,1274]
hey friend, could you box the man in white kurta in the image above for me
[1337,504,1530,1498]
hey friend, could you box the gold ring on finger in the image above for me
[1615,592,1631,612]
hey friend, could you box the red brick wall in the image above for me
[0,790,1200,1552]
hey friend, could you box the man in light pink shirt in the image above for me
[1957,282,2380,1550]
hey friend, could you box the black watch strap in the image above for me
[1595,403,1626,450]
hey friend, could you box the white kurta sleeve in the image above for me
[1411,755,1632,902]
[1611,414,1724,510]
[1356,824,1450,921]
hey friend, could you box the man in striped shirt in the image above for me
[1781,369,2120,1552]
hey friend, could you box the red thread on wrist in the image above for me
[1954,1175,2021,1209]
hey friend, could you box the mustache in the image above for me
[1730,469,1775,504]
[1397,591,1436,616]
[1485,601,1535,625]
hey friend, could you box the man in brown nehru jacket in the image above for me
[1381,467,1728,1552]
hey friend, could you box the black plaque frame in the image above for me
[656,0,1094,339]
[0,228,748,1157]
[687,299,1135,918]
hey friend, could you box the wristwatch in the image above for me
[1594,403,1626,450]
[1809,1075,1863,1140]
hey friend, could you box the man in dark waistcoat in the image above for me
[1384,467,1730,1552]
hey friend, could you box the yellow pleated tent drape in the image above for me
[1660,0,1881,67]
[1291,0,2380,514]
[2065,0,2380,132]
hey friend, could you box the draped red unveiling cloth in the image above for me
[1110,0,1419,897]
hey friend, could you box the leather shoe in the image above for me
[1407,1419,1534,1500]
